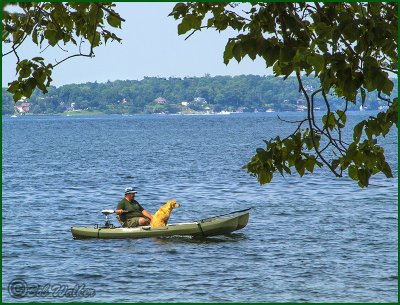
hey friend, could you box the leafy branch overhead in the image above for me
[170,2,398,187]
[2,2,124,102]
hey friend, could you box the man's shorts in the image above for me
[124,217,141,228]
[116,216,149,228]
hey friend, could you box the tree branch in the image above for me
[296,71,342,177]
[89,5,101,56]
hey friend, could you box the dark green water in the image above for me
[2,112,398,302]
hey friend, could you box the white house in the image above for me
[193,97,207,104]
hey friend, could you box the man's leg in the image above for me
[138,217,151,226]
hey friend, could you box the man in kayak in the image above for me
[115,187,153,227]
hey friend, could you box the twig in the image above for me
[40,44,51,53]
[57,42,68,52]
[93,2,125,22]
[185,29,198,41]
[310,89,323,133]
[277,115,307,124]
[53,53,92,67]
[378,92,391,103]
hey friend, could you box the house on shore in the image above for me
[154,97,166,104]
[14,103,32,113]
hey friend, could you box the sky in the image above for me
[2,2,272,88]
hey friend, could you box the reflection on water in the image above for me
[151,232,248,245]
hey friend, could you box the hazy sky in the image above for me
[2,2,273,88]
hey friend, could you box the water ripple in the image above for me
[2,113,397,302]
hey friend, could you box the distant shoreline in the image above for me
[3,109,382,118]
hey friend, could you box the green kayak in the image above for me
[71,209,250,239]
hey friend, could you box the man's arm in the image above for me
[116,200,125,215]
[142,209,153,220]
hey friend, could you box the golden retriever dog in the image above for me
[150,200,180,227]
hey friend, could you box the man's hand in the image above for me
[115,209,125,215]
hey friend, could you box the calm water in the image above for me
[2,112,398,302]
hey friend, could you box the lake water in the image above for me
[2,112,398,302]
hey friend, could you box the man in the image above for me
[116,187,153,227]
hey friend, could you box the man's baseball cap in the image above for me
[125,187,138,194]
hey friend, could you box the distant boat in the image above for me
[360,105,364,111]
[11,114,18,118]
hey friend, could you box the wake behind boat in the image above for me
[71,208,250,239]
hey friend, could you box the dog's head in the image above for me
[166,200,180,209]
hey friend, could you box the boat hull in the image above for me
[71,212,249,239]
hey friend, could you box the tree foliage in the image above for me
[3,75,394,115]
[2,2,124,102]
[170,2,398,187]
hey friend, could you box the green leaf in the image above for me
[19,65,32,79]
[348,165,358,181]
[180,14,201,34]
[381,162,393,178]
[375,71,389,92]
[336,110,347,124]
[295,158,305,177]
[264,45,280,67]
[232,43,242,62]
[360,87,366,105]
[353,121,365,143]
[352,151,364,166]
[258,170,273,184]
[13,91,22,103]
[279,46,295,63]
[44,29,58,46]
[16,59,29,73]
[214,14,229,30]
[283,165,291,175]
[7,81,19,94]
[305,158,315,173]
[304,136,313,150]
[358,168,370,187]
[223,40,235,65]
[313,134,321,150]
[32,29,38,44]
[177,21,190,35]
[169,3,188,18]
[107,14,121,28]
[32,57,44,62]
[322,112,336,130]
[382,78,394,96]
[23,77,37,98]
[331,159,340,170]
[306,54,324,74]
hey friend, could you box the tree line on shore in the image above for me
[2,74,395,115]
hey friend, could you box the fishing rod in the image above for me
[196,207,252,223]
